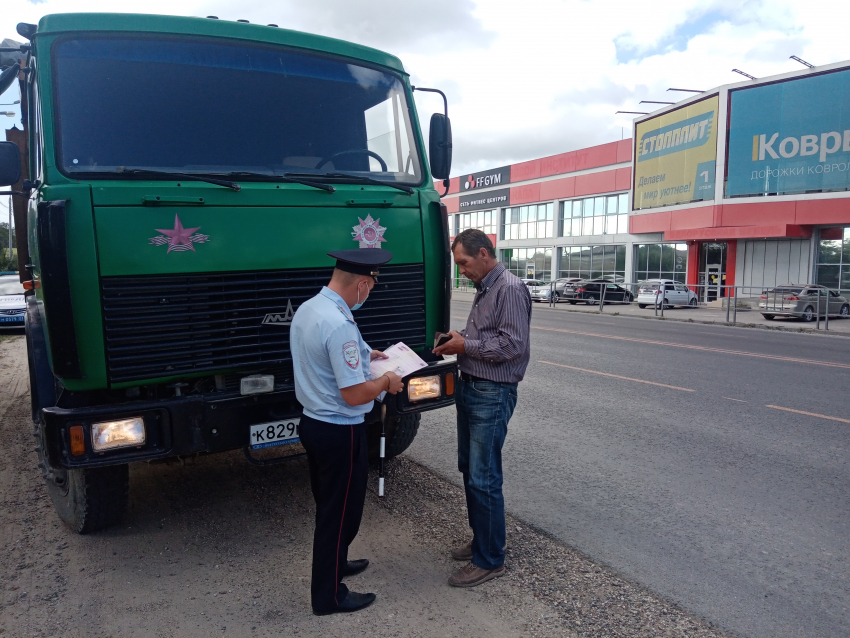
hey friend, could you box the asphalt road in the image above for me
[409,300,850,638]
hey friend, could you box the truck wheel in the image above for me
[33,423,129,534]
[368,413,421,462]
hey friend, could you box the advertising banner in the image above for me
[726,68,850,197]
[459,187,510,212]
[633,96,718,210]
[460,166,511,193]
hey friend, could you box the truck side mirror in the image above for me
[0,63,21,98]
[429,113,452,180]
[0,142,22,186]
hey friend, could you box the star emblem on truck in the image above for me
[352,214,387,248]
[149,214,210,253]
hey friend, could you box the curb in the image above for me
[451,292,850,340]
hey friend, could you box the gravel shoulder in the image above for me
[1,336,727,637]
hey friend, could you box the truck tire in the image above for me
[28,314,129,534]
[367,413,421,462]
[33,422,129,534]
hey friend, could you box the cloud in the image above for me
[3,0,850,174]
[200,0,494,53]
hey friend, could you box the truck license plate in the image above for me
[249,418,300,450]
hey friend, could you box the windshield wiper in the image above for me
[287,172,414,195]
[223,172,335,193]
[117,168,241,191]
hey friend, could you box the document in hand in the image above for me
[369,342,428,379]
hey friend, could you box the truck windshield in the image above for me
[53,37,423,184]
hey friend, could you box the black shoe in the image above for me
[343,559,369,577]
[313,591,376,616]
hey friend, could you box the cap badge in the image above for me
[352,214,387,249]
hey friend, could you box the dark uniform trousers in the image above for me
[299,414,368,612]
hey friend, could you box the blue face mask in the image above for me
[352,281,369,311]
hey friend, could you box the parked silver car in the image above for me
[529,277,583,303]
[759,285,849,321]
[0,275,26,327]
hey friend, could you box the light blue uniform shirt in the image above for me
[290,287,374,424]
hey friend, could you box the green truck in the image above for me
[0,13,456,533]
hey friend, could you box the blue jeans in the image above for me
[455,377,518,570]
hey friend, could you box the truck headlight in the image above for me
[408,375,441,402]
[91,417,146,452]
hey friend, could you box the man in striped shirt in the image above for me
[433,228,532,588]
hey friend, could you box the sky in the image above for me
[2,0,850,176]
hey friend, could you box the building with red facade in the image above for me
[442,59,850,298]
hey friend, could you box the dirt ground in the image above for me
[0,336,727,638]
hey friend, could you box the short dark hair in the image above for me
[452,228,496,258]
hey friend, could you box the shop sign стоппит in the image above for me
[726,67,850,197]
[633,96,718,210]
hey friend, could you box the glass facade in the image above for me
[502,203,554,240]
[634,243,688,284]
[455,209,498,236]
[816,227,850,292]
[557,245,626,281]
[501,247,553,281]
[560,193,628,237]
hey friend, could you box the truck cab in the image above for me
[0,13,456,533]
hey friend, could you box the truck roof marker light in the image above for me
[206,16,219,19]
[69,425,85,456]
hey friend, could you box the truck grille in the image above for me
[100,264,426,384]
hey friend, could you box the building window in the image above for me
[502,203,554,240]
[557,245,626,282]
[560,193,628,237]
[501,247,552,281]
[457,209,498,236]
[447,213,455,238]
[816,227,850,292]
[634,243,688,284]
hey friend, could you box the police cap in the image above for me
[328,248,393,280]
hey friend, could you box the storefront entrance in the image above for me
[698,242,728,301]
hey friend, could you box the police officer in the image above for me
[290,248,404,616]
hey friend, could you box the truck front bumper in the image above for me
[42,360,457,469]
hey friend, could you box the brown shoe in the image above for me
[450,541,507,561]
[448,562,505,588]
[451,541,472,561]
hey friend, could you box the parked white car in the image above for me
[637,279,698,309]
[0,275,26,327]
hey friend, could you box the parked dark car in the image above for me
[563,279,634,305]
